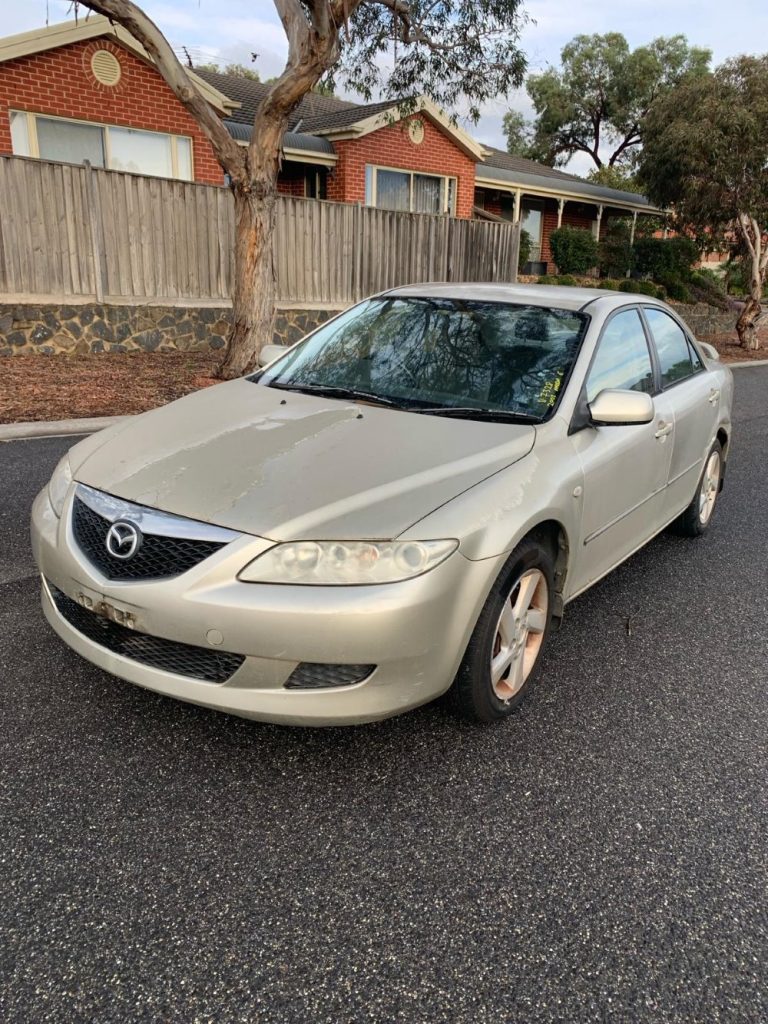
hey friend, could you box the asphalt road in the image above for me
[1,368,767,1024]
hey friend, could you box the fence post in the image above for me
[83,160,106,302]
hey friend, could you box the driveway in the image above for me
[1,367,767,1023]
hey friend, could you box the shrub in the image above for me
[598,279,618,289]
[656,273,692,303]
[537,274,559,284]
[633,236,698,280]
[618,279,665,299]
[598,220,633,278]
[549,226,599,276]
[556,274,578,286]
[518,229,532,272]
[689,270,729,310]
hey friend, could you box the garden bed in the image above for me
[1,351,219,424]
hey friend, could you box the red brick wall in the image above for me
[0,37,224,184]
[327,114,476,218]
[276,163,306,197]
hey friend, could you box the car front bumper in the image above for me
[31,486,499,725]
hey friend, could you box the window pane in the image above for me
[645,308,694,387]
[413,173,442,214]
[365,165,374,205]
[36,117,105,167]
[10,111,30,156]
[261,298,588,421]
[521,206,542,243]
[587,309,655,402]
[109,126,174,178]
[446,178,456,215]
[176,136,192,180]
[375,169,410,211]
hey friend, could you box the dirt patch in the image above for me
[699,331,768,363]
[1,351,221,424]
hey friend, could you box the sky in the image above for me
[5,0,768,175]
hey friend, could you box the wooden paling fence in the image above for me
[0,155,520,305]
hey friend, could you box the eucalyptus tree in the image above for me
[77,0,528,376]
[640,56,768,349]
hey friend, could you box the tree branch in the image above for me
[76,1,246,178]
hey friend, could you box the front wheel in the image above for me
[450,536,555,723]
[673,440,723,537]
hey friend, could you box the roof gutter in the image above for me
[474,174,663,215]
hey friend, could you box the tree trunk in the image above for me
[736,294,762,351]
[218,182,278,379]
[735,214,766,351]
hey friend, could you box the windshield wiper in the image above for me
[409,406,540,424]
[267,382,403,408]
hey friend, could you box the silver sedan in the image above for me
[31,285,733,725]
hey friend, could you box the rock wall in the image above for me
[667,302,738,338]
[0,303,343,356]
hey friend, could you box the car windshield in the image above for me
[256,297,588,422]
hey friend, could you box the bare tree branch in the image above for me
[76,0,246,176]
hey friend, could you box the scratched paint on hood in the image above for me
[74,378,536,540]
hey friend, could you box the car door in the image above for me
[568,307,675,595]
[640,306,720,519]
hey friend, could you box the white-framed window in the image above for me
[9,110,193,181]
[365,165,457,215]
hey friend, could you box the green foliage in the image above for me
[195,62,261,81]
[688,271,729,309]
[331,0,528,122]
[598,220,634,278]
[550,227,599,275]
[518,229,532,271]
[618,279,665,299]
[586,165,641,193]
[503,110,534,157]
[535,274,579,286]
[655,275,691,302]
[639,55,768,298]
[525,33,710,169]
[633,237,698,280]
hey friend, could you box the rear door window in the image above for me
[644,308,698,388]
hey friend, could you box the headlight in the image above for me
[47,454,73,517]
[239,539,458,585]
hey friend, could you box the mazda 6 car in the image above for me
[31,284,733,725]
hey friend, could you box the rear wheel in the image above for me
[674,440,723,537]
[451,536,555,723]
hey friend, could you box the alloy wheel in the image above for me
[698,450,721,525]
[490,569,549,701]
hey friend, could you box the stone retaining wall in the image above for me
[0,297,737,357]
[667,302,738,338]
[0,302,343,356]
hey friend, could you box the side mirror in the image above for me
[258,344,288,368]
[589,389,654,426]
[698,341,720,362]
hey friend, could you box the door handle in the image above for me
[654,420,673,439]
[708,388,720,404]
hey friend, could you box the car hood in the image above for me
[72,379,535,540]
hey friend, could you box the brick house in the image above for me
[0,16,659,274]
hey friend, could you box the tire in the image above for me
[673,439,723,538]
[450,535,555,723]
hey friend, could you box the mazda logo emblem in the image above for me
[105,521,142,560]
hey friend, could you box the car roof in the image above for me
[381,282,661,313]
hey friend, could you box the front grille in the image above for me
[72,496,225,581]
[48,584,245,684]
[284,662,375,690]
